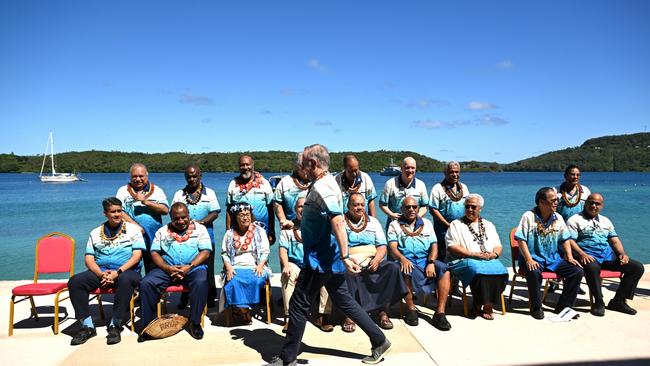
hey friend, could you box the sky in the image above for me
[1,1,649,163]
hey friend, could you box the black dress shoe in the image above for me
[137,333,155,343]
[608,299,637,315]
[70,326,97,346]
[430,313,451,331]
[591,303,605,317]
[404,309,418,326]
[106,325,122,345]
[188,323,204,340]
[531,308,544,320]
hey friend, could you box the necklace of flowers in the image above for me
[233,224,255,251]
[127,182,155,200]
[237,172,263,193]
[462,217,488,252]
[534,210,557,237]
[560,183,582,208]
[100,222,125,242]
[343,174,361,193]
[183,183,203,205]
[167,222,195,243]
[400,220,424,237]
[292,174,310,190]
[442,180,463,202]
[345,212,368,233]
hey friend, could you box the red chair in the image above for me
[8,232,75,336]
[127,285,207,331]
[508,228,558,308]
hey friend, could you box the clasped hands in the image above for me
[99,270,119,287]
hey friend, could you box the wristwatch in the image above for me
[117,268,123,275]
[426,259,435,265]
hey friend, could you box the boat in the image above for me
[39,132,80,183]
[380,158,401,176]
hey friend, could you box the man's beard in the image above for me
[241,171,252,179]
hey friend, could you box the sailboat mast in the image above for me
[50,132,56,174]
[40,132,50,177]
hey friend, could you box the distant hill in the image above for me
[0,150,448,173]
[505,132,650,171]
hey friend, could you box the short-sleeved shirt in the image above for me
[445,218,501,262]
[172,185,221,242]
[429,182,470,224]
[273,174,309,221]
[150,222,212,271]
[278,227,305,268]
[555,184,591,222]
[86,222,146,271]
[116,182,169,247]
[345,215,387,248]
[226,174,274,231]
[387,217,437,260]
[300,173,345,273]
[514,210,571,270]
[379,176,428,226]
[221,224,270,268]
[334,171,377,213]
[567,212,617,263]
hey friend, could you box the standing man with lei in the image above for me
[138,203,211,341]
[379,156,429,229]
[335,154,378,217]
[226,155,275,244]
[68,197,145,346]
[116,163,169,272]
[172,163,221,308]
[556,164,591,221]
[514,187,584,320]
[429,161,469,261]
[273,153,310,230]
[267,144,391,366]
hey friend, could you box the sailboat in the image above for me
[380,158,401,176]
[39,132,80,183]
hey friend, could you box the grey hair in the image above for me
[303,144,330,170]
[294,152,303,169]
[129,163,148,174]
[445,161,460,172]
[401,156,416,167]
[465,193,484,208]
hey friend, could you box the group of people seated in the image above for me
[65,154,644,347]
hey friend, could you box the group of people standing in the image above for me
[64,144,644,366]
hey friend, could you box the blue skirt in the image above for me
[449,258,508,288]
[407,257,448,299]
[223,268,268,308]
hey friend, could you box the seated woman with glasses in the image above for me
[221,202,271,324]
[445,193,508,320]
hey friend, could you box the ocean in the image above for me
[0,171,648,280]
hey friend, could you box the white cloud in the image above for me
[180,92,214,106]
[314,120,333,127]
[308,58,326,72]
[411,120,470,129]
[406,99,449,109]
[477,114,509,126]
[497,60,515,69]
[467,101,497,110]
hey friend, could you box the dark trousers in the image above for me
[583,258,644,304]
[182,243,217,305]
[68,269,141,324]
[433,220,448,261]
[279,267,386,363]
[523,260,584,310]
[139,267,208,328]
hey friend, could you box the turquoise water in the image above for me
[0,172,648,280]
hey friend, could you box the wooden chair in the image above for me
[508,228,558,308]
[8,232,75,336]
[457,278,507,317]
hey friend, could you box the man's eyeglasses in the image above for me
[404,205,418,210]
[465,204,478,210]
[586,201,602,206]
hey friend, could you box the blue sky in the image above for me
[1,1,649,163]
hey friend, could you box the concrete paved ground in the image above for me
[1,266,649,366]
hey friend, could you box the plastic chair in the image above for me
[224,278,272,326]
[507,228,558,308]
[8,232,75,336]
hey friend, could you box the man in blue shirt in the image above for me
[267,144,391,366]
[68,197,145,345]
[138,202,211,341]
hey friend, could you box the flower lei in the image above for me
[342,174,362,193]
[534,210,558,237]
[400,220,424,237]
[560,183,582,208]
[167,222,195,243]
[292,173,310,190]
[237,172,263,193]
[233,223,255,251]
[100,222,125,242]
[442,180,464,202]
[183,183,203,205]
[462,216,488,252]
[345,212,368,233]
[127,182,155,200]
